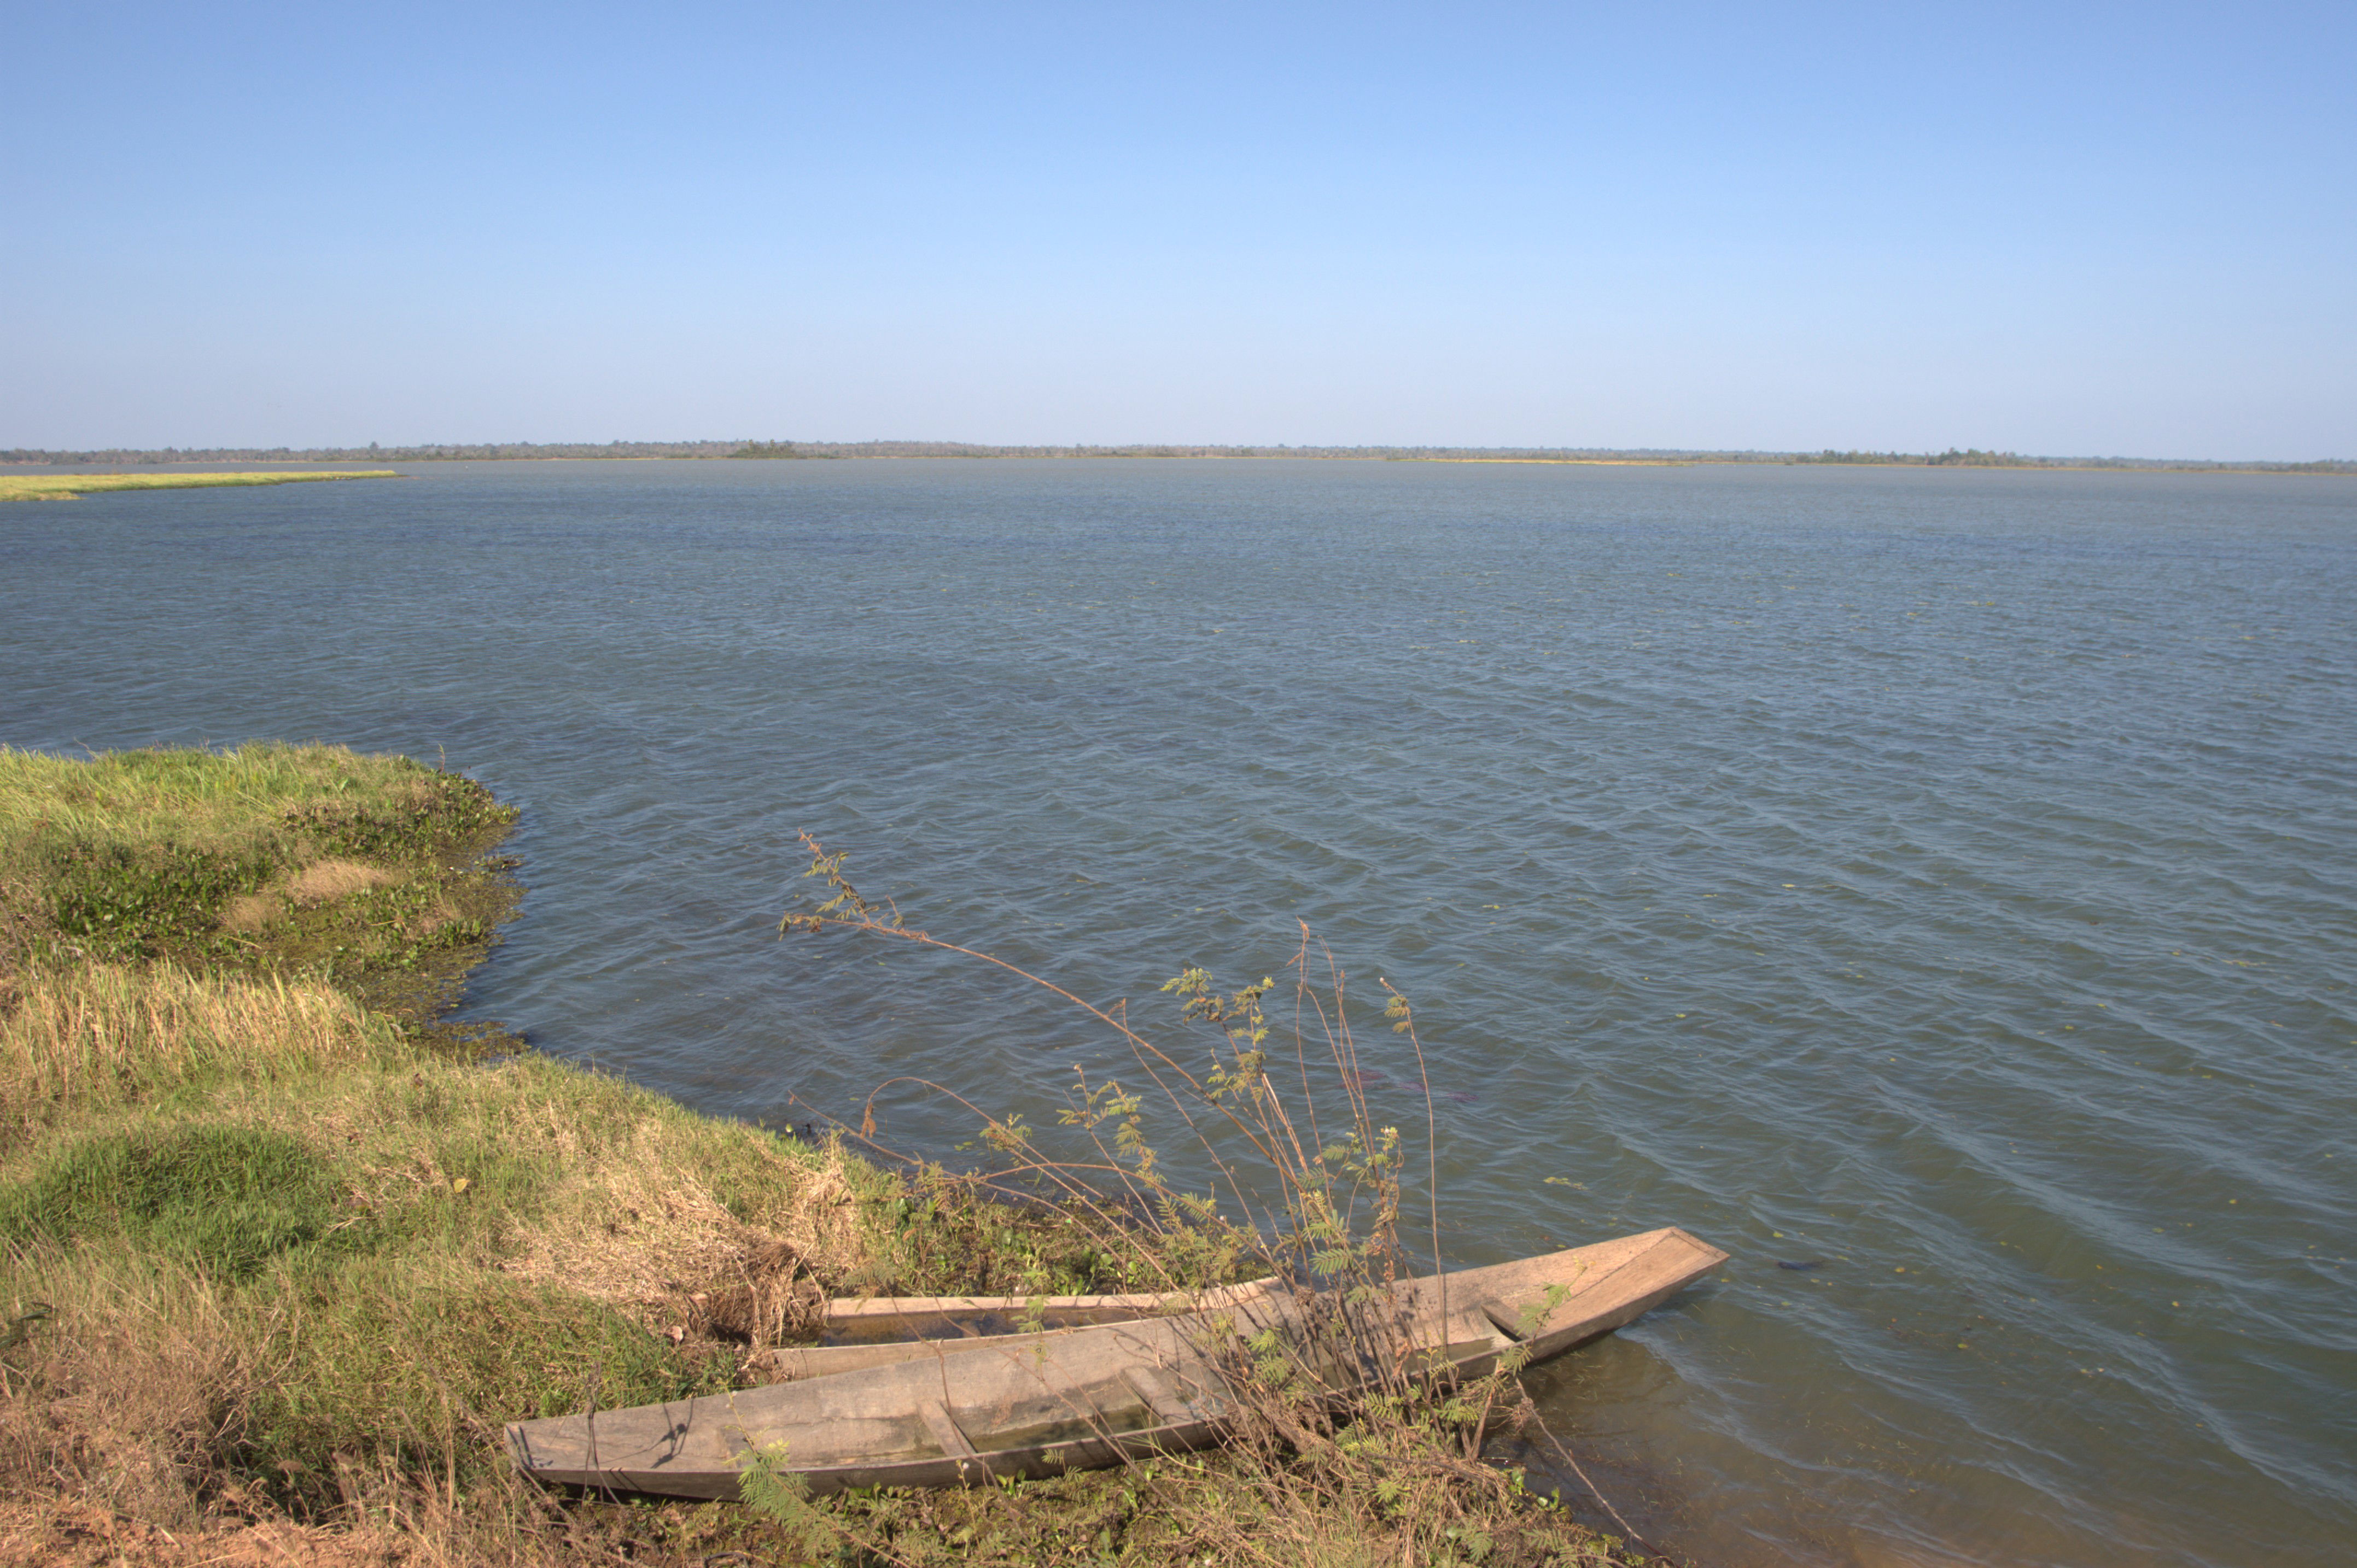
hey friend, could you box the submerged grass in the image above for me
[0,471,398,502]
[0,746,1662,1566]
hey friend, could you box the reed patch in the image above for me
[0,963,389,1139]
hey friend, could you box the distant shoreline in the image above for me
[3,443,2348,476]
[0,469,399,502]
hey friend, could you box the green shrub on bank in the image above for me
[44,841,278,957]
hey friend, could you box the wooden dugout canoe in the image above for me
[505,1226,1727,1499]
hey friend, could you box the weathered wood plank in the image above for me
[824,1276,1280,1325]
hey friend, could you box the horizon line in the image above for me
[7,439,2353,473]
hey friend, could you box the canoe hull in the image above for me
[506,1410,1229,1499]
[507,1226,1726,1499]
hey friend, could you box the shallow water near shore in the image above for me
[5,458,2352,1566]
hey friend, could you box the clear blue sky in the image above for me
[5,2,2351,457]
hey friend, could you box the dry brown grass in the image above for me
[0,1491,668,1567]
[222,861,403,931]
[491,1117,857,1349]
[0,1503,387,1567]
[0,964,390,1138]
[285,861,401,905]
[0,1248,271,1529]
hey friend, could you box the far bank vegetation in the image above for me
[0,472,398,504]
[8,442,2351,472]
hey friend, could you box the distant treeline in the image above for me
[1790,447,2354,473]
[4,440,2349,473]
[1798,447,2028,466]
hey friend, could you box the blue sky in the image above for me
[5,1,2351,456]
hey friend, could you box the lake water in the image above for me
[4,458,2351,1566]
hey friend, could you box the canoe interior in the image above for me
[819,1303,1169,1345]
[817,1278,1279,1344]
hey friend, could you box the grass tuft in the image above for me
[0,1125,343,1280]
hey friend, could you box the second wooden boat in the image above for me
[507,1225,1726,1499]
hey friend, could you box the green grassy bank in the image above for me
[0,471,399,502]
[0,745,1655,1567]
